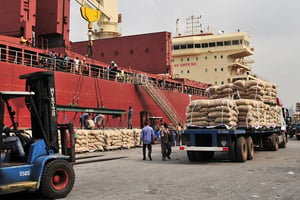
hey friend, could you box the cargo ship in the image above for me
[0,0,259,129]
[0,0,210,129]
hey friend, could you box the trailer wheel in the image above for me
[246,136,254,160]
[270,133,279,151]
[279,134,287,148]
[40,159,75,199]
[228,139,236,162]
[187,151,196,162]
[236,136,247,162]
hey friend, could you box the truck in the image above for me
[180,108,289,162]
[0,71,75,198]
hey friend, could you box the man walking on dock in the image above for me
[140,120,154,160]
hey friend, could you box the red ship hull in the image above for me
[0,61,207,128]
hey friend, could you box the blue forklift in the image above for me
[0,71,75,199]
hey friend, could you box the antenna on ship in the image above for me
[176,18,181,36]
[186,15,201,35]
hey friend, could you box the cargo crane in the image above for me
[0,71,75,199]
[76,0,121,39]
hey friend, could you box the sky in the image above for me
[69,0,300,110]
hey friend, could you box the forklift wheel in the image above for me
[40,159,75,199]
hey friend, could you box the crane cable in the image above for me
[94,77,104,108]
[70,75,84,106]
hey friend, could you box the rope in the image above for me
[94,78,104,108]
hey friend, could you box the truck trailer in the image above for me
[180,124,287,162]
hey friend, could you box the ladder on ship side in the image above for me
[141,83,184,127]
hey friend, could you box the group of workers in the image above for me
[140,121,183,161]
[79,106,134,130]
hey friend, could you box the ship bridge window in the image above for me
[232,40,239,45]
[217,41,223,46]
[244,40,249,47]
[173,45,180,50]
[180,44,187,49]
[195,43,201,48]
[187,44,194,48]
[224,41,231,46]
[209,42,216,47]
[201,43,208,48]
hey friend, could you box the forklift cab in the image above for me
[0,71,75,199]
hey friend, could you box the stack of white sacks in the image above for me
[186,79,281,129]
[74,128,141,153]
[291,102,300,123]
[291,112,300,123]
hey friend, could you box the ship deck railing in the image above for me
[0,46,207,98]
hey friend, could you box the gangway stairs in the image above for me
[141,83,184,127]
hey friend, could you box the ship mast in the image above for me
[186,15,201,35]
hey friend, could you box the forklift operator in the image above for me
[2,125,25,157]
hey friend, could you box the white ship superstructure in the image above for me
[172,26,257,85]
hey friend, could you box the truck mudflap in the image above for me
[179,146,229,152]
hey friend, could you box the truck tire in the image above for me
[279,134,287,148]
[236,136,247,162]
[270,133,279,151]
[39,159,75,199]
[246,136,254,160]
[296,135,300,140]
[228,139,236,162]
[187,151,196,162]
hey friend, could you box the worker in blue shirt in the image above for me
[79,113,90,129]
[140,120,154,160]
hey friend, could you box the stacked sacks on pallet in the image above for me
[188,79,281,129]
[74,129,106,152]
[206,84,235,99]
[186,99,210,126]
[291,112,300,123]
[186,99,238,127]
[206,80,277,105]
[229,99,281,128]
[208,99,238,127]
[103,129,123,150]
[75,129,89,152]
[73,128,142,153]
[296,103,300,112]
[263,82,277,105]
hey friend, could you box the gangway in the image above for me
[141,83,183,127]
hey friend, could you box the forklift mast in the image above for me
[20,71,59,153]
